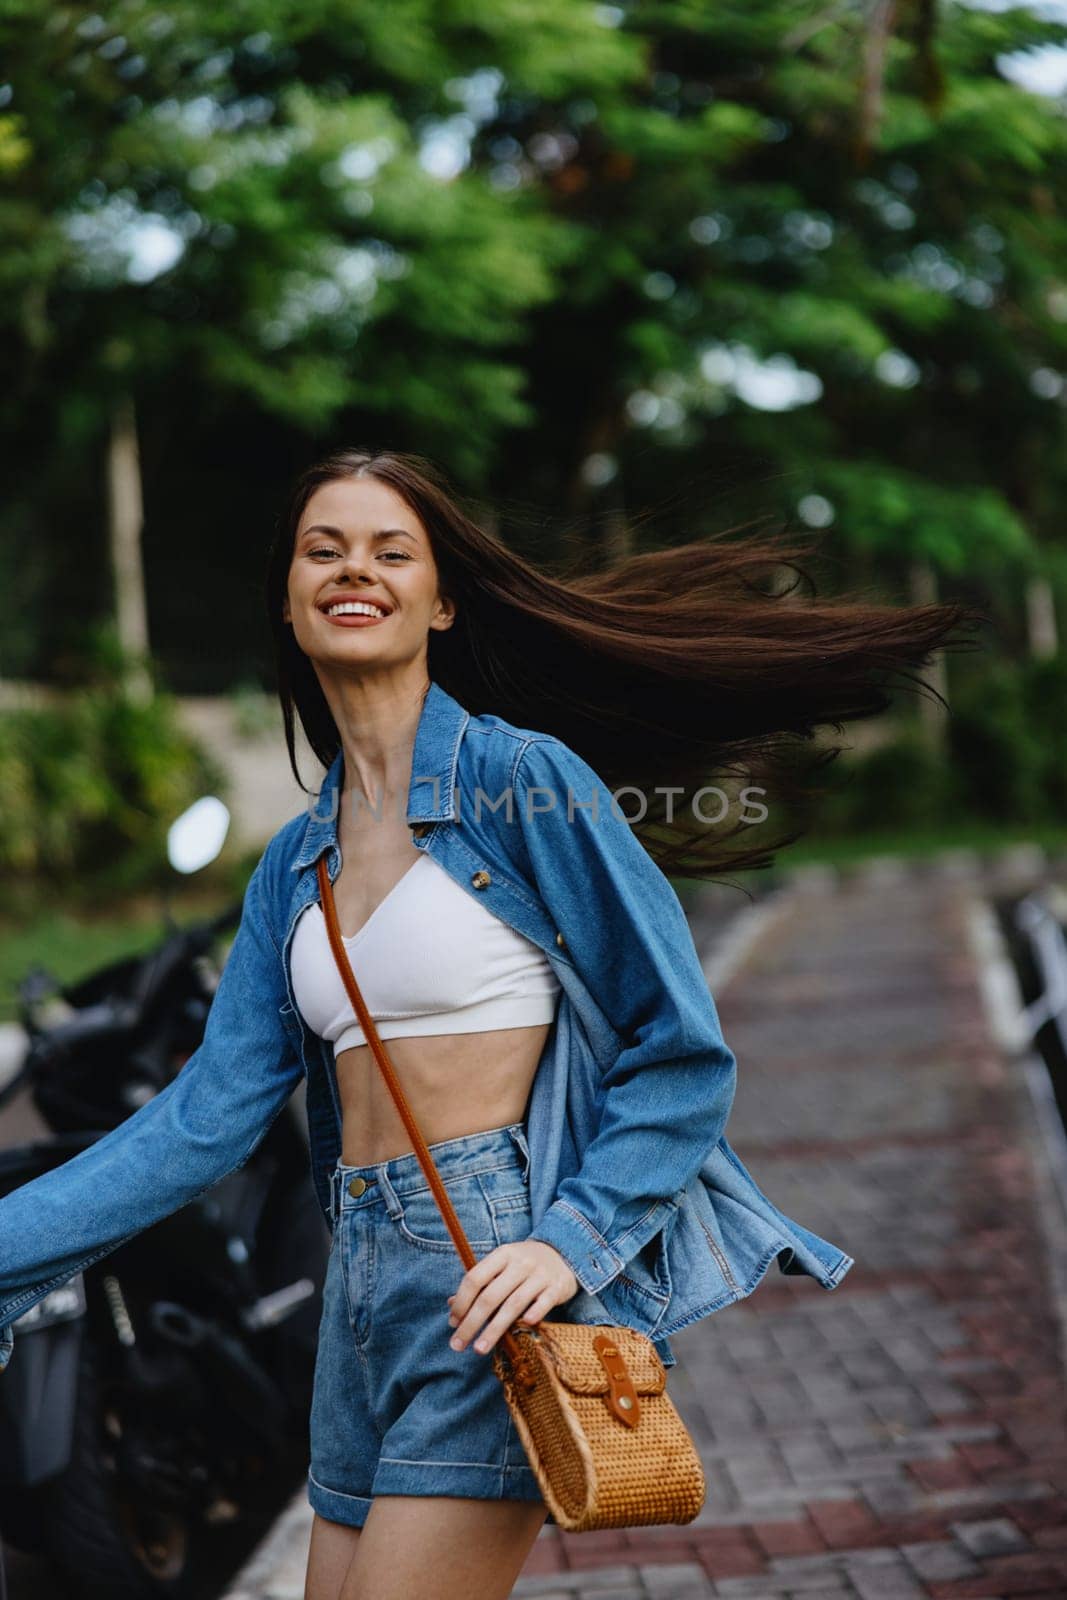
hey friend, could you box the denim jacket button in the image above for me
[471,870,491,889]
[410,822,431,838]
[555,931,567,949]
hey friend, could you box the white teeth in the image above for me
[324,601,387,618]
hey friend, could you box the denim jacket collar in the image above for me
[291,680,471,876]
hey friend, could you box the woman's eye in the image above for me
[307,547,410,561]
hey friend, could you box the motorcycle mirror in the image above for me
[167,796,231,875]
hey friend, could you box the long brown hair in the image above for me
[265,446,990,882]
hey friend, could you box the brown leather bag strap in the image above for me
[316,855,529,1369]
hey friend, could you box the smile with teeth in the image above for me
[323,601,389,619]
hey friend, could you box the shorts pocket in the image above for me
[395,1175,497,1254]
[486,1187,533,1247]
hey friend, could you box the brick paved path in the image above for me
[510,869,1067,1600]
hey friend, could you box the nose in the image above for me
[335,555,376,585]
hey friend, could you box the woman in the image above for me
[0,447,984,1600]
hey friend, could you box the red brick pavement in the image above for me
[513,870,1067,1599]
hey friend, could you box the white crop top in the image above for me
[290,852,561,1053]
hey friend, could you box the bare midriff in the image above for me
[330,813,551,1165]
[335,1025,551,1166]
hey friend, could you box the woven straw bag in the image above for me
[317,856,707,1531]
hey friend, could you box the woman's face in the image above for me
[283,476,455,674]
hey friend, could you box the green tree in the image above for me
[3,0,1066,698]
[475,1,1064,663]
[0,0,633,677]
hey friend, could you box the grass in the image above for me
[669,821,1067,904]
[0,881,241,1025]
[774,820,1067,866]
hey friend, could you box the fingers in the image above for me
[516,1285,558,1327]
[448,1257,530,1352]
[454,1272,547,1355]
[447,1244,518,1330]
[447,1240,577,1355]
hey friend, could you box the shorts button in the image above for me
[471,870,491,889]
[410,822,431,838]
[348,1176,372,1197]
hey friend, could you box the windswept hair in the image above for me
[265,447,989,883]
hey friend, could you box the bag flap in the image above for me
[534,1322,666,1395]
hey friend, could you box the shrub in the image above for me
[815,727,955,835]
[947,656,1057,824]
[813,651,1067,838]
[0,637,226,894]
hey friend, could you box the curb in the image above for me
[222,1490,314,1600]
[963,890,1067,1377]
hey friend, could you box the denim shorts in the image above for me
[306,1120,549,1527]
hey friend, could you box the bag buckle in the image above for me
[593,1332,641,1428]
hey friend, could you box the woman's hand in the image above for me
[446,1241,579,1355]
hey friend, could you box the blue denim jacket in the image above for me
[0,679,853,1373]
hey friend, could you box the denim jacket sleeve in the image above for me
[0,840,303,1373]
[511,735,738,1297]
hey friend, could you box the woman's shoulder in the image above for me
[251,810,312,892]
[462,702,560,747]
[457,704,571,790]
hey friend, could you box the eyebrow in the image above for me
[299,525,418,543]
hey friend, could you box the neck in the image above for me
[329,672,432,828]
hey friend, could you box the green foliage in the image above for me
[947,653,1067,824]
[0,633,226,891]
[0,0,621,486]
[817,653,1067,836]
[816,728,956,836]
[812,462,1036,576]
[2,0,1067,687]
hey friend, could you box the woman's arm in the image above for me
[0,836,303,1372]
[511,734,737,1296]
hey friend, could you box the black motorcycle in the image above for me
[0,798,329,1600]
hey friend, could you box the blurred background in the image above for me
[4,0,1067,947]
[3,4,1067,1596]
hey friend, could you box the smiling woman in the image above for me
[254,445,982,1594]
[0,445,987,1600]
